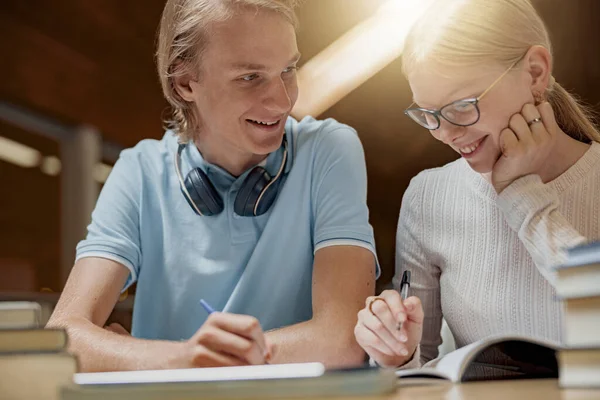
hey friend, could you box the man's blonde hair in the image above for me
[403,0,599,143]
[156,0,301,142]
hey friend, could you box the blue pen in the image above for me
[199,299,270,363]
[199,299,216,314]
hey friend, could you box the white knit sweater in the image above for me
[395,142,600,368]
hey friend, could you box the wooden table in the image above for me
[391,379,599,400]
[298,380,599,400]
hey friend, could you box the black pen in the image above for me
[397,270,411,331]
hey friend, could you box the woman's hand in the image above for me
[354,290,424,368]
[492,101,558,194]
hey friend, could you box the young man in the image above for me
[48,0,377,372]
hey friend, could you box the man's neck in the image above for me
[193,137,267,178]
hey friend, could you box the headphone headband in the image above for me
[174,137,288,217]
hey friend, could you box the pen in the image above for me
[199,299,216,314]
[397,270,411,331]
[199,298,270,364]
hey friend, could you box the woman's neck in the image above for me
[538,130,590,183]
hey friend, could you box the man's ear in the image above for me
[172,61,198,102]
[523,45,552,96]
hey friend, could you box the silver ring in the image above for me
[527,117,542,126]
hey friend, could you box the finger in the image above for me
[378,289,407,327]
[363,345,403,369]
[520,103,548,140]
[537,101,558,137]
[402,296,424,324]
[265,341,277,363]
[499,128,519,156]
[364,295,378,307]
[197,326,265,365]
[104,322,130,336]
[368,296,404,341]
[191,344,247,368]
[358,309,408,357]
[206,313,269,359]
[354,321,396,357]
[508,112,533,144]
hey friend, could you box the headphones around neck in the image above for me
[174,138,288,217]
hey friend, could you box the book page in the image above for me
[396,334,560,383]
[74,362,326,385]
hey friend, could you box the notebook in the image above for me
[62,363,397,399]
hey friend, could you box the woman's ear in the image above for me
[523,45,553,100]
[172,61,198,102]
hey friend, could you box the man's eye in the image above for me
[242,74,259,81]
[283,66,297,74]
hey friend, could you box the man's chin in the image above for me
[248,132,286,154]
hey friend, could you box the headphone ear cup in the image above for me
[253,179,281,216]
[234,167,270,216]
[185,168,224,216]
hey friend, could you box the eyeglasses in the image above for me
[404,58,520,130]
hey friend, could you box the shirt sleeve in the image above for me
[310,124,379,275]
[496,174,587,283]
[75,148,143,290]
[394,175,443,368]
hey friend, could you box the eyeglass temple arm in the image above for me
[477,59,521,101]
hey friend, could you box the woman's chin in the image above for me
[465,158,495,174]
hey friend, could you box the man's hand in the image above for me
[171,312,274,368]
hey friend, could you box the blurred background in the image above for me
[0,1,599,312]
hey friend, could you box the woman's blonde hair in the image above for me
[402,0,600,143]
[156,0,301,142]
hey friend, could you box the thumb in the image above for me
[266,340,277,362]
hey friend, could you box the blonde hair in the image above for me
[156,0,301,142]
[403,0,600,143]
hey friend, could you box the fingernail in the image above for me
[396,313,405,322]
[401,348,409,356]
[399,333,407,342]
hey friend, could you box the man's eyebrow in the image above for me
[230,53,302,71]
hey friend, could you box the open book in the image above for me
[397,334,560,383]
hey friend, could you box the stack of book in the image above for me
[0,301,77,400]
[554,241,600,389]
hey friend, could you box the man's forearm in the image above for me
[266,318,365,368]
[48,317,183,372]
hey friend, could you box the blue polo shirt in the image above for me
[76,116,379,341]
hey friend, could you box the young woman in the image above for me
[354,0,600,368]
